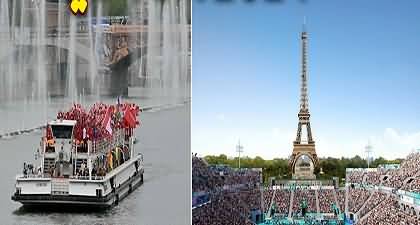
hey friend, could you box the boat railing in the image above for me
[91,129,125,154]
[16,174,50,179]
[69,175,105,181]
[17,174,106,181]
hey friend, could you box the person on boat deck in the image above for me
[49,165,54,177]
[91,165,97,177]
[25,164,34,175]
[80,160,86,176]
[82,127,87,151]
[37,166,42,176]
[23,162,27,176]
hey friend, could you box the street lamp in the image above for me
[236,140,243,169]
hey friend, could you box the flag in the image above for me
[124,107,137,128]
[102,107,113,135]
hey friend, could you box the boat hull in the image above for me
[12,172,143,209]
[12,155,144,209]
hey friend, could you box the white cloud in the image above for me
[369,128,420,159]
[315,128,420,160]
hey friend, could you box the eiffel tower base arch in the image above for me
[289,144,319,180]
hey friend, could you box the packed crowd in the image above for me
[264,189,274,212]
[347,152,420,191]
[363,171,383,185]
[192,156,217,192]
[344,152,420,224]
[357,191,387,219]
[192,155,262,193]
[335,189,345,213]
[273,189,291,215]
[210,166,261,187]
[292,189,317,214]
[192,191,256,225]
[318,189,336,213]
[192,152,420,224]
[192,156,263,225]
[347,170,364,184]
[406,177,420,193]
[346,169,387,186]
[359,198,419,225]
[265,189,292,215]
[348,187,370,213]
[264,187,344,216]
[225,189,262,218]
[384,152,420,189]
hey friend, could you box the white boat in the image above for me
[12,104,144,209]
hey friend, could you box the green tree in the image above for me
[201,154,402,185]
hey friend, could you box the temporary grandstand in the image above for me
[192,152,420,225]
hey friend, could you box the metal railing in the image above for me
[69,175,105,181]
[16,174,47,179]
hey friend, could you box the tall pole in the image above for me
[365,142,373,168]
[236,140,243,169]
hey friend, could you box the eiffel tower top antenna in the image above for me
[300,16,309,112]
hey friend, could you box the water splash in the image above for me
[0,0,190,103]
[0,0,13,100]
[94,1,104,99]
[144,0,190,97]
[67,15,77,103]
[87,6,97,97]
[36,0,47,102]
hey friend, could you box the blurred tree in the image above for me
[90,0,128,16]
[203,154,402,185]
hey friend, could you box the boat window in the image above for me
[51,125,73,139]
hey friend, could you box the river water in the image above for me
[0,97,191,225]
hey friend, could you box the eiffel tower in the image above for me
[289,22,319,179]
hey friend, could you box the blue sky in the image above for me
[191,0,420,159]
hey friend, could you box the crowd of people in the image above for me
[347,152,420,191]
[335,189,345,213]
[384,152,420,189]
[192,191,256,225]
[359,198,418,225]
[318,189,335,213]
[292,189,317,214]
[264,187,344,216]
[192,152,420,224]
[264,188,291,215]
[192,156,215,192]
[344,152,420,224]
[264,189,274,213]
[192,155,263,225]
[357,191,387,219]
[346,169,388,186]
[407,177,420,193]
[347,170,365,184]
[348,187,371,213]
[272,189,291,215]
[192,155,262,193]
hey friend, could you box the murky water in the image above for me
[0,98,191,225]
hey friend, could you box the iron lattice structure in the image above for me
[289,26,319,178]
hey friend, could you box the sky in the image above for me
[191,0,420,160]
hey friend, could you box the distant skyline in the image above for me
[192,0,420,160]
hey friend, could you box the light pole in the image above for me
[236,140,243,169]
[365,142,373,168]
